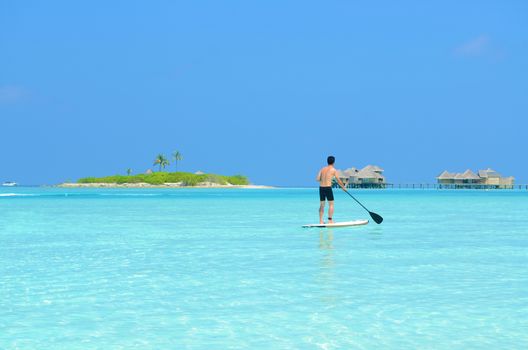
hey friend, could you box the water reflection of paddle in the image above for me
[344,190,383,224]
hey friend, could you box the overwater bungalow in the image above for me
[335,165,386,188]
[437,168,514,189]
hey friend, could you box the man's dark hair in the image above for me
[327,156,335,165]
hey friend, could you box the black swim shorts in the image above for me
[319,186,334,201]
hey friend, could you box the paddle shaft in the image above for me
[343,189,370,212]
[342,188,383,224]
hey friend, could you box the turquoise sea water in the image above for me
[1,187,527,349]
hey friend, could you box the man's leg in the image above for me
[319,201,325,224]
[328,201,334,223]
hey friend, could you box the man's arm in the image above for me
[333,170,347,191]
[316,170,322,182]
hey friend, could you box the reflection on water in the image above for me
[318,229,334,252]
[317,229,338,307]
[367,226,384,240]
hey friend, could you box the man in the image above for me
[316,156,347,224]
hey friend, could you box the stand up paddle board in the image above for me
[302,219,369,228]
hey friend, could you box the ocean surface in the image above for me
[1,187,527,349]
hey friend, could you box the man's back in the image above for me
[317,166,336,187]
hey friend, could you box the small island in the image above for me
[58,152,272,189]
[59,171,272,188]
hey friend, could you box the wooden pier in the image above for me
[333,183,528,190]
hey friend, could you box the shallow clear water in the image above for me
[1,187,527,349]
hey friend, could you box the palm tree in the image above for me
[172,151,183,172]
[153,154,170,172]
[126,168,132,176]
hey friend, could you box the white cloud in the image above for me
[0,85,27,103]
[454,35,490,57]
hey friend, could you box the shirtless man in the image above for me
[316,156,347,224]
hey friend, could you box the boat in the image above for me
[2,182,18,187]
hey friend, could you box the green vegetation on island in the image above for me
[74,151,250,186]
[78,172,249,186]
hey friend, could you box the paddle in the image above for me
[343,189,383,224]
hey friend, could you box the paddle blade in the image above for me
[369,211,383,224]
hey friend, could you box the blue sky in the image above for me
[1,0,527,186]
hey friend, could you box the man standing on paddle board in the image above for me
[316,156,347,224]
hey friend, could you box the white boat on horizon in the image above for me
[2,181,18,187]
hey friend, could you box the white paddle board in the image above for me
[302,219,369,228]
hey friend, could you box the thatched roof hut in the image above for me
[335,164,385,185]
[461,169,480,180]
[478,168,500,178]
[356,169,385,182]
[437,170,456,179]
[361,165,384,173]
[337,167,358,178]
[437,168,514,187]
